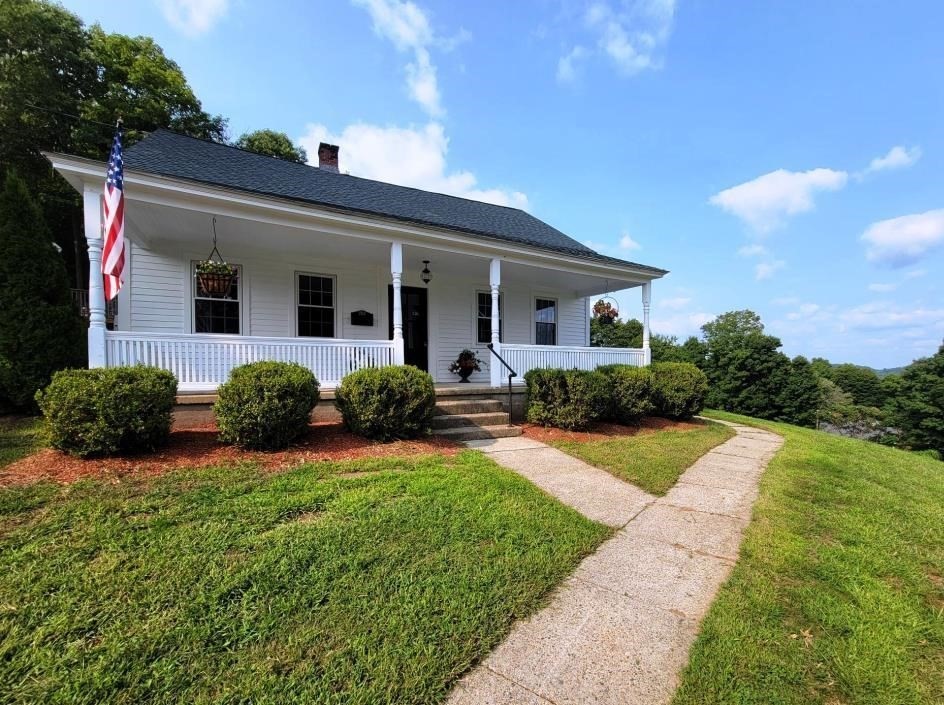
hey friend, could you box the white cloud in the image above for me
[353,0,444,117]
[619,233,641,251]
[840,301,944,331]
[785,302,821,320]
[710,168,848,233]
[771,296,800,306]
[158,0,228,36]
[557,46,588,83]
[660,296,692,310]
[755,260,785,281]
[557,0,675,79]
[868,282,897,293]
[652,311,714,339]
[905,268,927,279]
[865,145,922,174]
[861,209,944,267]
[299,121,528,208]
[737,243,767,257]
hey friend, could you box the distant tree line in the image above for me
[591,302,944,458]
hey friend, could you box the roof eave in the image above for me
[43,150,669,281]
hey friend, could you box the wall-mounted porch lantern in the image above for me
[421,260,432,285]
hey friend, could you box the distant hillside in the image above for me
[872,366,905,378]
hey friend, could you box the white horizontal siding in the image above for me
[130,242,184,333]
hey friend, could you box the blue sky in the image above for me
[64,0,943,368]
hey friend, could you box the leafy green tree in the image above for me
[810,356,833,379]
[0,172,84,409]
[830,363,885,408]
[776,356,821,428]
[700,310,819,426]
[590,315,642,348]
[235,129,307,163]
[888,344,944,455]
[73,25,227,156]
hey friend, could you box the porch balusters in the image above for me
[83,185,107,368]
[642,281,652,365]
[390,241,405,365]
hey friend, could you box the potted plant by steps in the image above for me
[195,259,236,297]
[449,349,483,383]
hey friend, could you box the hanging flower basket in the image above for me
[593,299,619,325]
[195,259,236,297]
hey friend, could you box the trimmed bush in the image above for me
[524,368,608,430]
[215,361,319,450]
[36,366,177,458]
[650,362,708,420]
[335,365,435,441]
[601,365,653,425]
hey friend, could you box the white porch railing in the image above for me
[501,343,647,380]
[104,331,395,391]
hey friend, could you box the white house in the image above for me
[47,130,666,394]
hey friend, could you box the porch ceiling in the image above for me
[127,200,645,297]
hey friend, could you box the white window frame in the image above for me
[474,290,503,345]
[191,261,242,335]
[533,296,558,346]
[295,271,338,338]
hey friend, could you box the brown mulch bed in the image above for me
[0,422,460,488]
[520,416,705,443]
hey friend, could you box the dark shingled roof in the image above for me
[123,129,665,274]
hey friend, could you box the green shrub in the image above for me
[650,362,708,420]
[36,366,177,458]
[335,366,435,441]
[601,365,653,425]
[215,361,319,450]
[524,368,608,430]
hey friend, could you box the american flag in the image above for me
[102,125,125,301]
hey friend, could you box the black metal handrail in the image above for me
[486,343,517,426]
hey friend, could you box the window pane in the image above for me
[477,318,491,345]
[536,322,556,346]
[476,292,501,344]
[195,299,239,334]
[535,298,556,324]
[298,304,334,337]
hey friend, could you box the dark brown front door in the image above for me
[388,285,428,371]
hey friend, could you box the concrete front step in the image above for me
[432,412,510,429]
[434,399,504,415]
[432,424,522,441]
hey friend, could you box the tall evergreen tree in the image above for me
[0,172,84,409]
[888,344,944,455]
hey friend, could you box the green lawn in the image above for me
[673,411,944,705]
[0,416,43,468]
[0,451,609,705]
[548,419,735,495]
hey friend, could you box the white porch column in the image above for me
[83,185,107,368]
[489,258,502,387]
[390,242,405,365]
[642,281,652,365]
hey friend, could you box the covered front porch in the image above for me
[61,153,658,393]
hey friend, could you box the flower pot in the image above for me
[599,314,616,325]
[457,366,475,383]
[196,270,235,297]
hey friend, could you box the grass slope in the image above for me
[673,411,944,705]
[0,416,42,468]
[548,420,735,495]
[0,451,609,704]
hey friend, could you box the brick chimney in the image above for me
[318,142,339,173]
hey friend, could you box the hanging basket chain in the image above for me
[195,216,237,296]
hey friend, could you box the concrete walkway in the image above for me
[451,421,783,705]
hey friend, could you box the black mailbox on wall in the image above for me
[350,310,374,326]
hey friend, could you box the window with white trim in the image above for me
[193,263,240,334]
[297,273,336,337]
[535,297,557,345]
[476,291,502,344]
